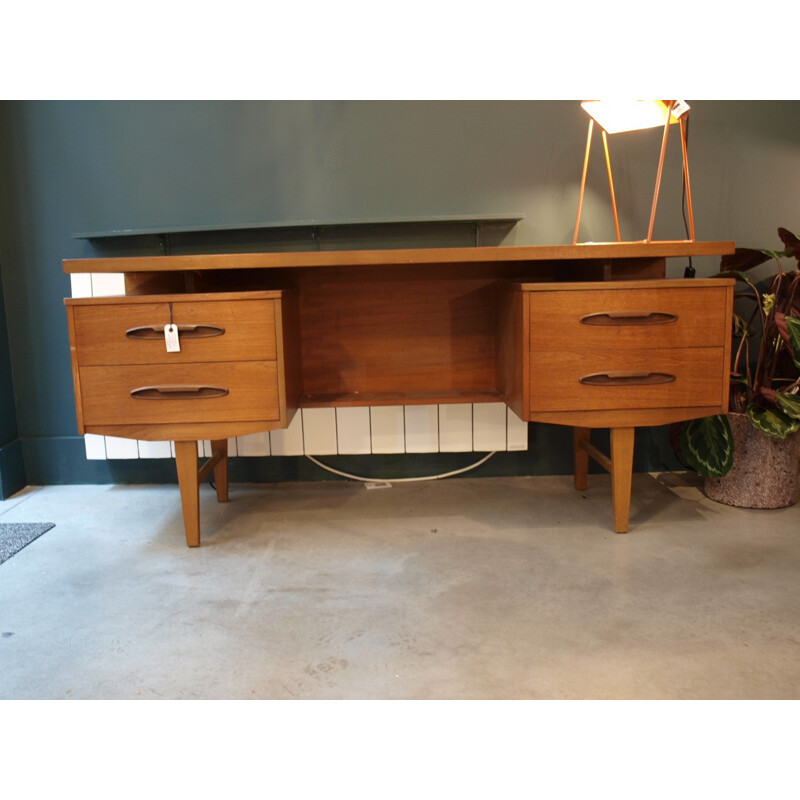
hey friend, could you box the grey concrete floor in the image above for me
[1,472,798,700]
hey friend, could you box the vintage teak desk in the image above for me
[64,242,735,546]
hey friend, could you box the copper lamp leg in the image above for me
[646,101,675,243]
[601,129,621,242]
[573,118,594,244]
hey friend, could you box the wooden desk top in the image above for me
[64,241,736,273]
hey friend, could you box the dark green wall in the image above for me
[0,269,24,498]
[1,100,799,491]
[0,105,23,497]
[0,263,18,444]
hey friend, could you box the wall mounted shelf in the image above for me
[73,214,525,241]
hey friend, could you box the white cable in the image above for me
[305,451,497,483]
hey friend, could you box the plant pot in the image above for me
[704,412,800,509]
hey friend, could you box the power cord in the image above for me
[305,452,497,484]
[207,451,499,488]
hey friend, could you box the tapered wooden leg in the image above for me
[175,440,201,547]
[573,427,591,491]
[610,427,635,534]
[210,438,229,503]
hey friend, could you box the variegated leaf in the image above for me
[775,392,800,421]
[784,315,800,368]
[679,415,734,478]
[746,404,800,438]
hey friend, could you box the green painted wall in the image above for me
[0,270,25,498]
[0,265,18,444]
[1,100,799,489]
[0,105,23,497]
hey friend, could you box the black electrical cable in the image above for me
[682,113,695,278]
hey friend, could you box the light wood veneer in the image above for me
[64,243,735,544]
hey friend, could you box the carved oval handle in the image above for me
[125,324,225,340]
[131,385,229,400]
[580,312,678,326]
[579,371,676,386]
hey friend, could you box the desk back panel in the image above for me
[294,265,500,404]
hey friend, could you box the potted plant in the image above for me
[678,226,800,507]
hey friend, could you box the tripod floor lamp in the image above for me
[573,100,695,244]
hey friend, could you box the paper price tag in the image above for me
[164,323,181,352]
[672,100,690,119]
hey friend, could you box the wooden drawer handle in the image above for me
[125,324,225,340]
[580,312,678,326]
[579,371,676,386]
[131,385,229,400]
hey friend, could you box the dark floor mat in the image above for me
[0,523,56,565]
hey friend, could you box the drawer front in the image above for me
[529,286,729,351]
[529,348,725,412]
[79,361,281,426]
[72,297,277,366]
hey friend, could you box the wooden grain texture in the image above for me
[720,282,735,414]
[62,243,738,542]
[276,289,301,423]
[79,361,281,426]
[70,296,277,366]
[515,278,730,292]
[63,241,735,273]
[572,424,636,532]
[529,347,725,412]
[528,405,727,428]
[81,420,290,441]
[610,427,635,533]
[210,439,229,503]
[65,305,86,434]
[293,266,500,401]
[175,441,200,547]
[66,290,283,304]
[495,286,528,420]
[573,427,591,490]
[124,272,187,295]
[527,284,730,351]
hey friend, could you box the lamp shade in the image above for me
[581,100,688,134]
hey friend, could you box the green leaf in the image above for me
[775,392,800,421]
[746,404,800,438]
[680,415,734,477]
[725,269,758,284]
[785,315,800,368]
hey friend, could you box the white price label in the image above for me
[164,323,181,352]
[672,100,690,119]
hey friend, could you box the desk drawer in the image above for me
[529,286,729,350]
[529,347,725,412]
[78,361,281,426]
[71,296,277,366]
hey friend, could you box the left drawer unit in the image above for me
[65,291,299,442]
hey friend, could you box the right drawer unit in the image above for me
[517,279,735,426]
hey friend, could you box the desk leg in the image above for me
[610,427,635,534]
[210,438,229,503]
[175,440,201,547]
[573,427,591,491]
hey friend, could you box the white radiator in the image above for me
[72,274,529,461]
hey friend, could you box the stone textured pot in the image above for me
[704,413,800,509]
